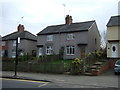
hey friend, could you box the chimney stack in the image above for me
[17,24,25,32]
[65,15,73,24]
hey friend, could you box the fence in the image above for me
[2,62,64,74]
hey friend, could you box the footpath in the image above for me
[1,70,119,88]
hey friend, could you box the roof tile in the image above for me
[37,20,95,35]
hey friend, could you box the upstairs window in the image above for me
[67,33,74,40]
[2,41,5,46]
[66,46,75,55]
[13,40,16,46]
[47,35,53,41]
[46,46,53,55]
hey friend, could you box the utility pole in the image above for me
[14,37,20,77]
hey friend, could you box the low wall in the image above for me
[92,59,117,76]
[108,59,117,68]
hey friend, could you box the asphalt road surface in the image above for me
[2,78,49,88]
[2,77,119,88]
[1,69,120,88]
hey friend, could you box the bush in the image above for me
[71,58,83,75]
[18,53,30,62]
[37,54,59,63]
[2,58,15,62]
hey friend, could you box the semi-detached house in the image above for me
[107,15,120,58]
[37,15,101,59]
[2,24,37,58]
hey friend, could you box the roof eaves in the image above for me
[107,15,120,27]
[88,21,95,30]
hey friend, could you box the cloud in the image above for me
[1,0,120,36]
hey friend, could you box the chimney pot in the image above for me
[17,24,25,32]
[65,15,73,24]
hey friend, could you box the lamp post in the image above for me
[14,37,20,77]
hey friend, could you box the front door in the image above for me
[111,43,118,58]
[80,46,85,59]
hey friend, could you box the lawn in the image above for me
[48,59,72,64]
[48,59,72,72]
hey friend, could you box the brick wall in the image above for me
[2,41,8,50]
[92,59,117,76]
[108,59,117,68]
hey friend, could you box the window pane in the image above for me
[70,47,72,54]
[13,40,16,46]
[2,41,5,46]
[1,50,5,57]
[73,46,75,54]
[46,46,53,55]
[12,50,16,58]
[67,47,69,54]
[66,46,75,55]
[67,34,74,40]
[47,35,53,41]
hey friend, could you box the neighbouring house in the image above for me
[0,35,2,57]
[37,15,100,59]
[107,15,120,58]
[2,24,37,58]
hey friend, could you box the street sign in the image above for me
[18,37,20,43]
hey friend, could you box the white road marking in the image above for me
[38,83,48,87]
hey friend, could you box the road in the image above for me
[2,78,49,88]
[1,77,119,88]
[1,69,120,88]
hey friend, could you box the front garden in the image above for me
[2,50,106,75]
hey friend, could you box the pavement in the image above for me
[1,69,120,88]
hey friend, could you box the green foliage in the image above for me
[71,58,83,75]
[2,58,15,62]
[96,51,103,57]
[32,50,36,57]
[18,53,30,62]
[37,54,59,63]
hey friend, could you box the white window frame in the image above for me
[2,41,5,46]
[38,48,43,56]
[47,35,53,41]
[66,46,75,55]
[67,33,74,40]
[46,46,53,55]
[12,50,16,58]
[1,50,5,57]
[13,40,16,46]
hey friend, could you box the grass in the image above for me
[48,59,72,64]
[48,59,72,72]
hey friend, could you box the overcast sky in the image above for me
[0,0,120,37]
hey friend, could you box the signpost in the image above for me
[14,37,20,77]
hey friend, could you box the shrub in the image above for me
[2,58,15,62]
[37,54,59,63]
[18,53,30,62]
[71,58,83,75]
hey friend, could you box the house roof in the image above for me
[37,20,95,35]
[2,31,37,41]
[107,15,120,27]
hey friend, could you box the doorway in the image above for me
[111,43,118,58]
[80,46,85,59]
